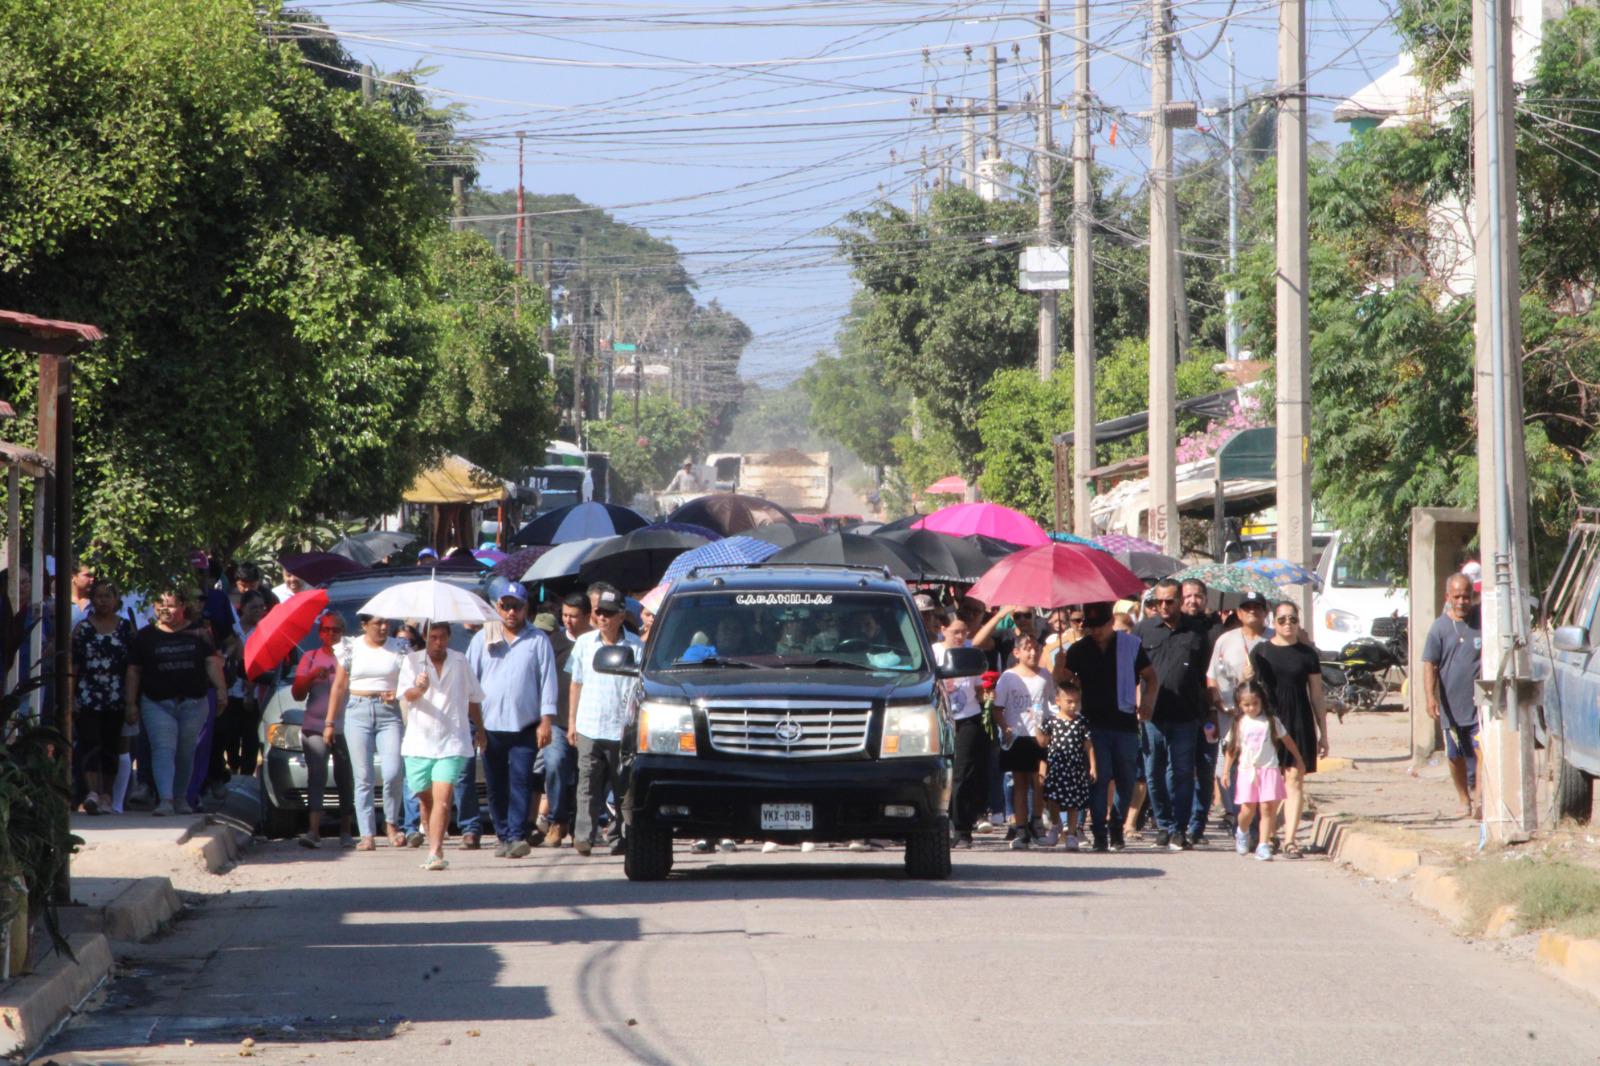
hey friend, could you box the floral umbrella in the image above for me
[1093,533,1164,555]
[1234,557,1322,587]
[1170,563,1281,598]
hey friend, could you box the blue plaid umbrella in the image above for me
[662,535,780,583]
[1234,557,1322,587]
[1049,531,1112,553]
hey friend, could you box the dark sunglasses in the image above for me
[1276,614,1300,624]
[1152,597,1178,606]
[594,608,621,617]
[1068,616,1085,625]
[319,625,343,633]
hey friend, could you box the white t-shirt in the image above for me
[398,648,485,759]
[933,642,981,722]
[338,636,409,691]
[995,668,1056,736]
[1234,712,1287,777]
[1207,627,1272,711]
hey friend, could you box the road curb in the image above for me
[1315,756,1358,772]
[102,876,182,943]
[182,818,254,874]
[1537,933,1600,1005]
[0,932,112,1057]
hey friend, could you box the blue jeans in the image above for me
[1089,729,1141,839]
[141,696,208,804]
[1192,733,1220,835]
[483,724,541,844]
[541,724,577,826]
[1143,719,1200,836]
[344,696,404,838]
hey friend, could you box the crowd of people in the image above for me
[930,579,1331,859]
[43,546,1480,871]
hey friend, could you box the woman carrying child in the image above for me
[1219,678,1307,861]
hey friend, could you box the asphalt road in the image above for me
[43,833,1600,1066]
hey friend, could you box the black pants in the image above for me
[951,716,991,833]
[217,696,264,778]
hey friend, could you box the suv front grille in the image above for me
[701,699,873,758]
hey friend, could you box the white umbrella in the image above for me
[357,574,496,624]
[521,536,610,583]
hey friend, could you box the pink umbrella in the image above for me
[914,502,1050,547]
[966,543,1145,609]
[924,475,968,496]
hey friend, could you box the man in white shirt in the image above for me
[567,585,644,856]
[400,622,487,871]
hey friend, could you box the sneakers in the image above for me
[761,841,781,854]
[1254,842,1274,862]
[800,841,816,853]
[492,843,511,858]
[952,834,973,850]
[975,818,995,833]
[460,833,482,850]
[298,832,320,849]
[405,831,425,848]
[1063,833,1081,852]
[1008,828,1031,851]
[1091,834,1109,853]
[1168,831,1188,852]
[151,801,174,817]
[574,840,593,856]
[172,799,193,816]
[691,839,713,853]
[717,839,738,853]
[1189,832,1208,848]
[508,840,533,859]
[1235,829,1250,855]
[1108,826,1125,852]
[1154,829,1171,850]
[1042,825,1061,848]
[1003,826,1018,842]
[1030,818,1049,839]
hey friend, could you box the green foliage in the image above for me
[1395,0,1474,91]
[0,0,558,589]
[799,299,906,473]
[0,675,81,956]
[584,395,709,500]
[973,340,1228,523]
[881,419,963,518]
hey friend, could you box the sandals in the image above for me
[387,833,407,848]
[1282,842,1304,859]
[355,836,376,852]
[422,855,449,871]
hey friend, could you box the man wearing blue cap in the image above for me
[465,580,560,858]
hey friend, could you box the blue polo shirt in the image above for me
[465,624,559,733]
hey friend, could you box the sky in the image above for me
[295,0,1403,387]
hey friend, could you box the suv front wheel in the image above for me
[904,819,952,879]
[624,820,675,881]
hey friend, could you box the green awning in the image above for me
[1216,426,1274,481]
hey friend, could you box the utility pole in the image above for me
[1072,0,1095,535]
[574,236,587,441]
[1148,0,1179,554]
[541,238,553,357]
[633,352,644,425]
[963,101,978,191]
[1274,0,1312,617]
[606,274,621,420]
[451,176,464,232]
[1225,40,1240,362]
[360,64,374,103]
[989,45,1002,158]
[514,131,525,320]
[1036,0,1057,380]
[1473,0,1535,842]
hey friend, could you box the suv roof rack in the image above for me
[685,561,894,580]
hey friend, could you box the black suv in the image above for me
[592,565,986,880]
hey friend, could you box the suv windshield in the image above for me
[647,591,927,673]
[1330,551,1397,590]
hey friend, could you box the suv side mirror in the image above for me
[937,646,988,678]
[1552,625,1589,653]
[592,644,639,676]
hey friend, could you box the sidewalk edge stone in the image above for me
[1537,932,1600,1005]
[102,877,182,943]
[0,932,112,1058]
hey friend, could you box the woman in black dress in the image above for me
[1248,602,1327,857]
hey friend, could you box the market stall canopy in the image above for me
[402,453,510,505]
[1090,455,1275,537]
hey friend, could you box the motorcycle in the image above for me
[1322,615,1408,718]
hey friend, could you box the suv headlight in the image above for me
[1323,609,1360,635]
[881,703,940,757]
[267,722,303,751]
[638,701,697,755]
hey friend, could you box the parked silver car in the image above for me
[256,567,489,838]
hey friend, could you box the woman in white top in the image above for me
[329,613,410,850]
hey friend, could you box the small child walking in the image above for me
[1034,682,1097,850]
[1219,678,1307,861]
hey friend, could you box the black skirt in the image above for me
[998,736,1043,774]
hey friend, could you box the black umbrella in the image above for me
[1117,550,1184,581]
[278,551,364,586]
[966,534,1026,562]
[327,530,416,566]
[745,521,827,548]
[666,493,795,536]
[765,532,923,581]
[874,513,923,534]
[510,502,649,547]
[877,529,997,583]
[575,528,709,591]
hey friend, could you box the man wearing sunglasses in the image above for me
[1134,578,1212,851]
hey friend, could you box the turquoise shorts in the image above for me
[405,755,468,795]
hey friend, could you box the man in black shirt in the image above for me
[1135,578,1211,851]
[1058,601,1156,852]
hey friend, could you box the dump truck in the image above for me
[707,449,833,514]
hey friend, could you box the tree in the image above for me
[584,396,709,502]
[799,298,906,477]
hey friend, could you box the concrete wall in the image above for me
[1409,507,1478,767]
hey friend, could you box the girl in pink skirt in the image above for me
[1219,678,1307,861]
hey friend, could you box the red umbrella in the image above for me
[966,543,1145,609]
[244,588,328,678]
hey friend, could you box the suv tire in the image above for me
[904,819,952,880]
[1543,730,1594,825]
[258,777,299,840]
[624,821,674,881]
